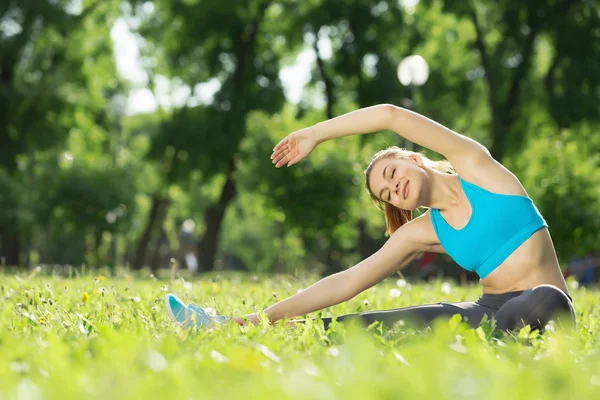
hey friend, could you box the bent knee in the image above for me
[495,285,575,332]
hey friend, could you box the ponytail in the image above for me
[384,203,412,236]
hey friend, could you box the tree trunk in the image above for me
[469,5,543,163]
[323,246,343,276]
[150,227,169,274]
[198,159,238,271]
[313,28,335,120]
[0,232,20,266]
[356,218,380,260]
[94,229,102,267]
[489,117,506,162]
[194,3,270,272]
[132,194,168,270]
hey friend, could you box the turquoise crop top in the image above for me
[429,176,548,279]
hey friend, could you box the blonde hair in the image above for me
[365,146,454,236]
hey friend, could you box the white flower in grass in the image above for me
[210,350,228,364]
[456,374,480,397]
[441,282,452,294]
[145,351,167,372]
[327,347,340,357]
[183,282,193,291]
[396,278,407,288]
[10,362,30,373]
[389,288,401,298]
[394,352,410,366]
[17,379,42,400]
[569,280,579,290]
[257,344,281,363]
[303,362,319,376]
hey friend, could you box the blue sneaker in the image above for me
[164,294,214,328]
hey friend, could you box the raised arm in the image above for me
[242,216,433,325]
[272,104,491,170]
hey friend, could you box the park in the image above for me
[1,0,599,398]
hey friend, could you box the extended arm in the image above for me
[272,104,491,170]
[254,218,431,324]
[313,104,490,164]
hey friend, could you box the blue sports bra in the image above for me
[429,176,547,279]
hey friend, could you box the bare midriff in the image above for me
[479,228,570,296]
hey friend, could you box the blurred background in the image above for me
[1,0,599,284]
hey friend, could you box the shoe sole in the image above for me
[164,294,187,326]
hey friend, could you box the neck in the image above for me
[423,170,461,211]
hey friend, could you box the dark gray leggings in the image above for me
[316,284,576,332]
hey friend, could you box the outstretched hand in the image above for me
[232,313,261,327]
[271,127,318,168]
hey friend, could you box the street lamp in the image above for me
[397,55,429,150]
[397,54,429,88]
[110,94,127,167]
[108,94,127,274]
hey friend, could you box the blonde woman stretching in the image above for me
[165,104,576,332]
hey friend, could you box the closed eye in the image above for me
[391,168,395,179]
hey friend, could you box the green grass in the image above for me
[1,268,599,399]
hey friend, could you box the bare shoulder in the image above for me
[452,153,529,197]
[396,210,443,253]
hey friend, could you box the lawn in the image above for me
[1,267,599,399]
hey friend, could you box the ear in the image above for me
[409,153,424,167]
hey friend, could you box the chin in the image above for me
[408,182,423,207]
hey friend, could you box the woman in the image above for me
[165,104,576,332]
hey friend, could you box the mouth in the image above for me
[403,180,409,200]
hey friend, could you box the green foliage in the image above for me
[0,0,121,172]
[0,272,597,399]
[2,0,600,271]
[431,0,600,159]
[47,163,137,233]
[515,127,600,259]
[241,111,356,237]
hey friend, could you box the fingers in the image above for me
[272,145,298,168]
[275,149,298,168]
[271,135,303,168]
[271,145,289,164]
[272,146,289,166]
[273,138,288,152]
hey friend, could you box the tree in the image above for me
[129,0,286,271]
[0,0,121,265]
[434,0,600,161]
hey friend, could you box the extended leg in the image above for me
[312,301,494,330]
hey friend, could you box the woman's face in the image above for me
[368,156,427,209]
